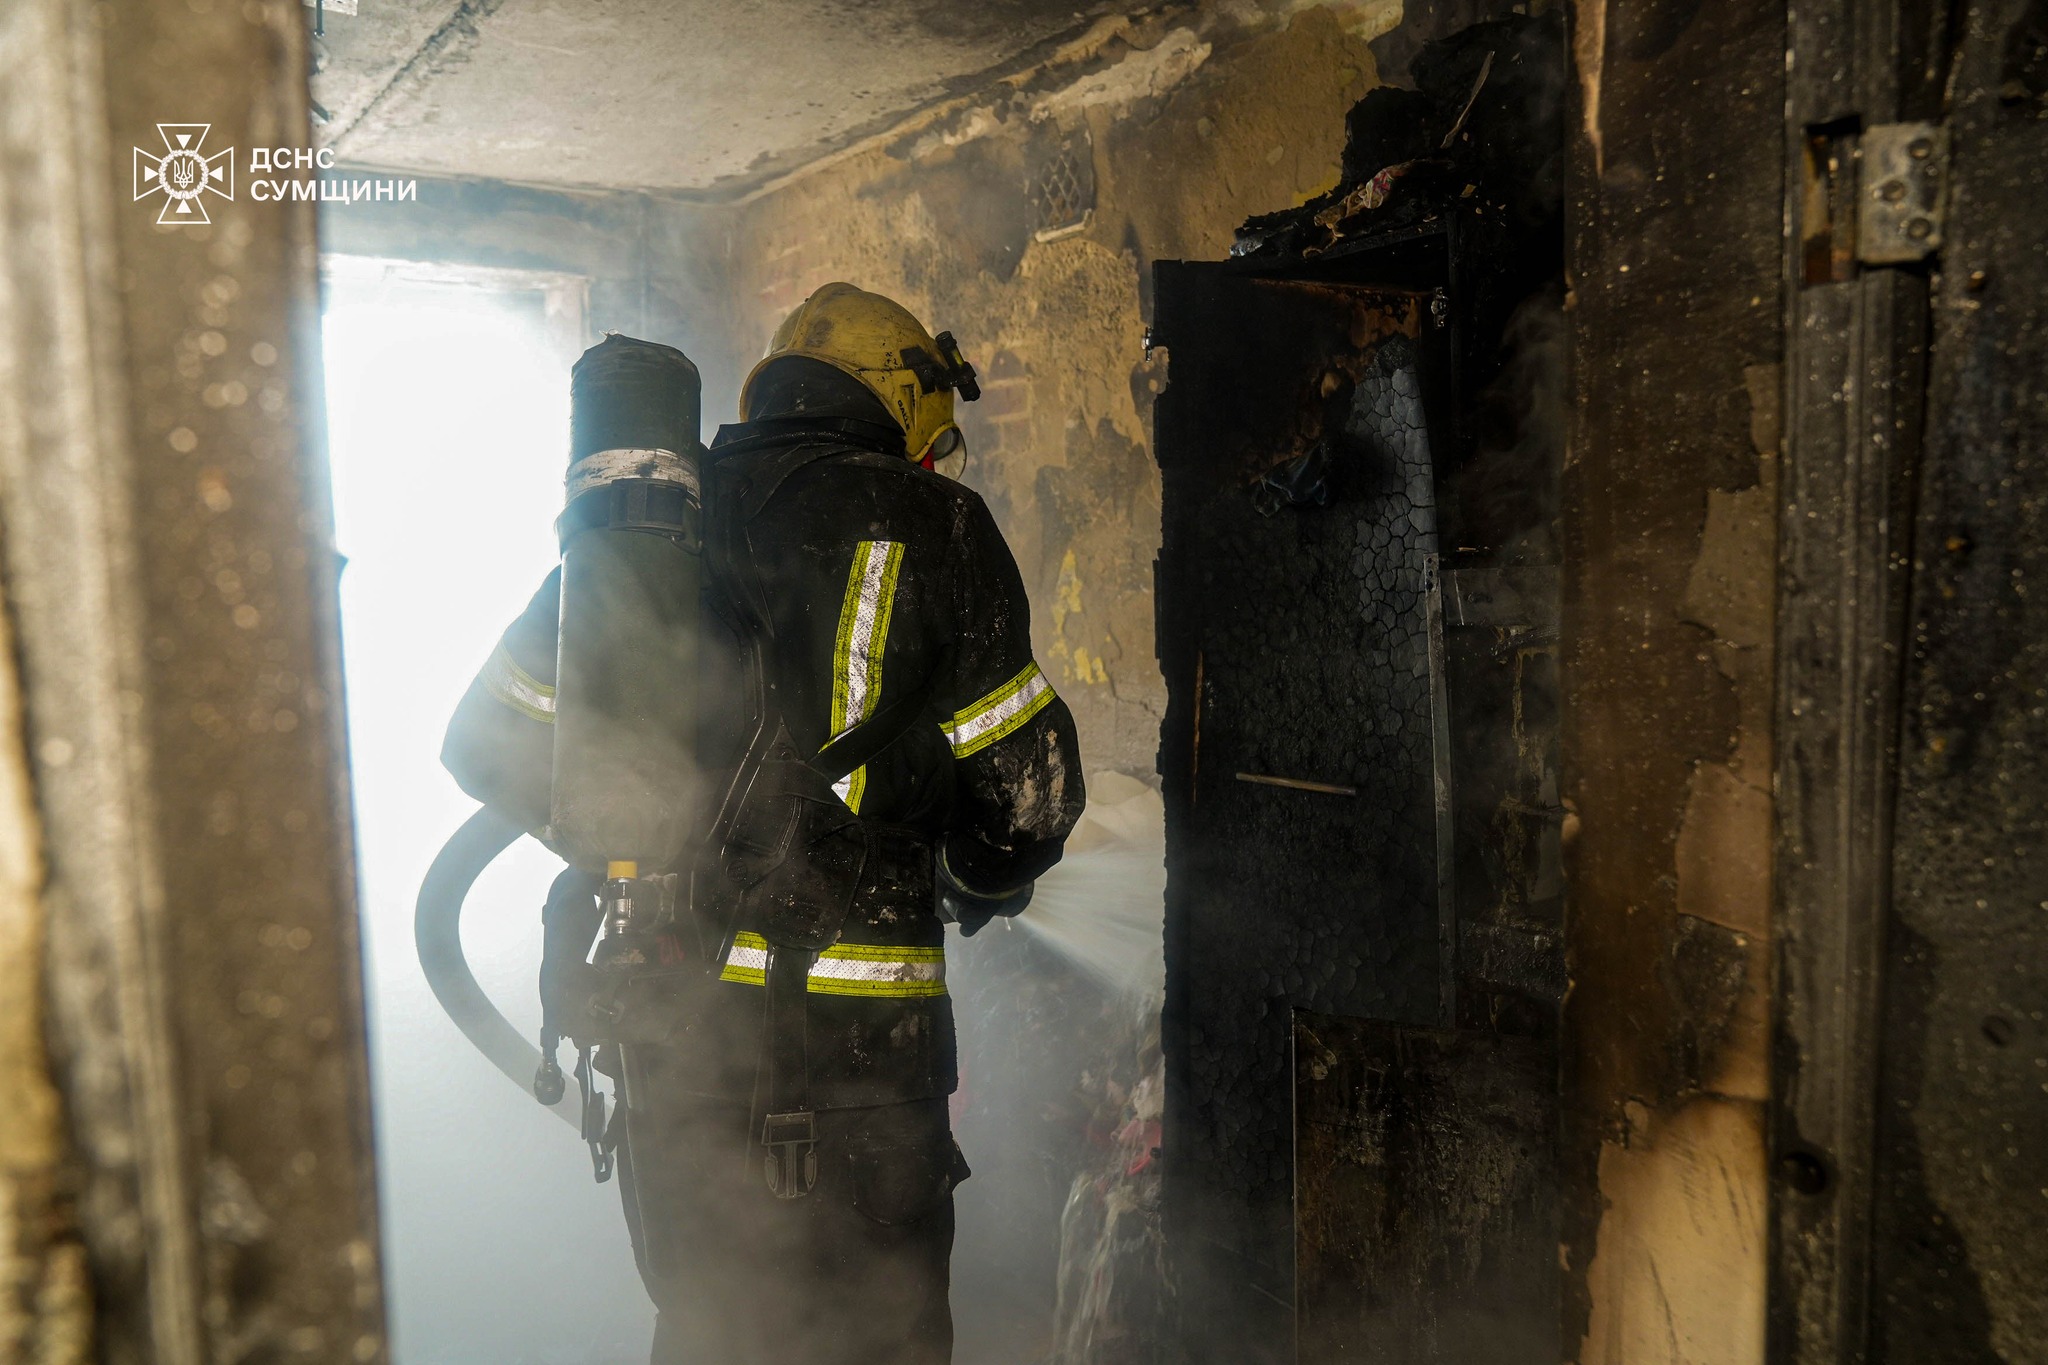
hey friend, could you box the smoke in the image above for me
[325,280,655,1365]
[1013,772,1166,998]
[947,772,1168,1364]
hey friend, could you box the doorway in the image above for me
[323,261,653,1365]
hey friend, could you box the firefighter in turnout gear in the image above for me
[441,284,1083,1365]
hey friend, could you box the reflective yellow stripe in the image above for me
[827,540,904,814]
[482,642,555,724]
[718,930,947,998]
[941,661,1054,759]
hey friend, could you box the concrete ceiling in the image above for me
[313,0,1124,196]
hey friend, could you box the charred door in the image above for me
[1151,254,1562,1363]
[1152,272,1445,1365]
[1151,21,1565,1360]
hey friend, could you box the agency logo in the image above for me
[133,124,234,225]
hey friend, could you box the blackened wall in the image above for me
[1561,0,1785,1359]
[1870,5,2048,1355]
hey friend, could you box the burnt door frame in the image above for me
[1770,0,2048,1358]
[0,0,386,1358]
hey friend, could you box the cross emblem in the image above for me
[134,124,235,226]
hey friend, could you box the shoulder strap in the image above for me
[808,661,943,785]
[704,440,844,635]
[758,944,817,1199]
[707,438,943,785]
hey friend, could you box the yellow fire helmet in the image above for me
[741,282,980,477]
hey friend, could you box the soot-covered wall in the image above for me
[705,5,1407,778]
[1562,0,1783,1360]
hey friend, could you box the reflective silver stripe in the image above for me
[718,931,947,998]
[564,446,700,501]
[806,954,945,991]
[721,939,769,980]
[941,661,1053,759]
[482,642,555,723]
[827,540,904,812]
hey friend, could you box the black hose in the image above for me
[415,805,579,1128]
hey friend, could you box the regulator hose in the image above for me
[414,805,579,1129]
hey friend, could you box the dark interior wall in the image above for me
[1868,5,2048,1354]
[1560,0,1785,1360]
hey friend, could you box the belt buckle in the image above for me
[761,1110,818,1199]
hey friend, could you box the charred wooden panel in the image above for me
[1154,19,1565,1360]
[1293,1011,1558,1363]
[1153,271,1449,1363]
[1446,564,1564,1035]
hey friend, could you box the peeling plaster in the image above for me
[1672,763,1770,1102]
[1281,0,1407,42]
[1580,1098,1768,1365]
[1031,28,1214,123]
[1681,478,1776,655]
[1561,1,1783,1348]
[1584,362,1780,1328]
[1670,370,1777,1116]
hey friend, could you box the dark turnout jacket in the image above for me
[445,421,1084,1107]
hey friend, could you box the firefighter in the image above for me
[445,284,1083,1365]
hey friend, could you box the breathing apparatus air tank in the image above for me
[551,335,706,888]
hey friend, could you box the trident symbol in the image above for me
[134,124,234,226]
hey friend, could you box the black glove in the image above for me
[934,848,1034,938]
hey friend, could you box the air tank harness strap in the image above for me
[752,685,941,1203]
[707,436,943,1202]
[759,945,817,1199]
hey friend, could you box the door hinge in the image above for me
[1857,122,1950,265]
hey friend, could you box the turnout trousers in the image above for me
[616,1078,966,1365]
